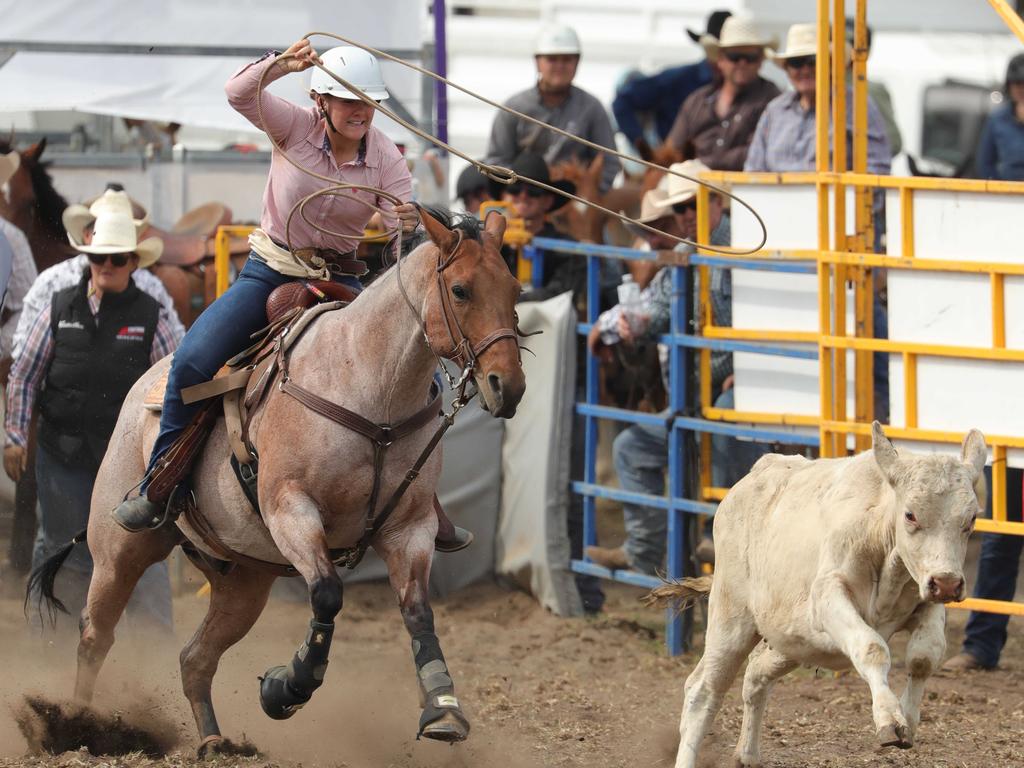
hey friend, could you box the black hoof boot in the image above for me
[417,691,470,742]
[258,666,310,720]
[258,619,334,720]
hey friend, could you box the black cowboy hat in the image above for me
[687,10,731,44]
[488,152,576,212]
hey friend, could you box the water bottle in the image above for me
[617,273,642,334]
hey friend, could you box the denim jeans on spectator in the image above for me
[32,442,173,631]
[145,255,361,482]
[612,389,768,575]
[961,465,1024,668]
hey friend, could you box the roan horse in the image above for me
[33,208,525,754]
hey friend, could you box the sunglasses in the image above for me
[785,55,816,70]
[723,51,763,64]
[506,184,546,198]
[87,252,132,268]
[672,199,698,215]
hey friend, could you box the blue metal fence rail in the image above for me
[529,236,820,655]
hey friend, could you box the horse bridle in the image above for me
[395,212,522,400]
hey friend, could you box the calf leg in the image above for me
[259,487,344,720]
[379,524,469,742]
[899,603,946,744]
[811,574,910,748]
[180,564,275,754]
[675,590,759,768]
[734,641,797,767]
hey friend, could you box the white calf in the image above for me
[652,422,986,768]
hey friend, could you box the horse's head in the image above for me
[0,137,44,224]
[418,207,526,418]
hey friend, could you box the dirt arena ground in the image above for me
[0,553,1022,768]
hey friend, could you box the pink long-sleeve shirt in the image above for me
[225,54,412,254]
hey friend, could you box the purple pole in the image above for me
[433,0,448,145]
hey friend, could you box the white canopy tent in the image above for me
[0,0,429,142]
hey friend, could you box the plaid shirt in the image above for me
[596,214,732,394]
[12,255,184,359]
[5,280,178,447]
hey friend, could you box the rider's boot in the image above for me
[433,495,473,553]
[111,494,172,533]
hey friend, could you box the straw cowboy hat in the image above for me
[773,23,819,61]
[62,189,163,268]
[706,14,774,52]
[0,151,19,188]
[626,160,711,238]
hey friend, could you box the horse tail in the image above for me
[641,575,714,612]
[25,528,88,621]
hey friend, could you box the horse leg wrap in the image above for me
[413,633,469,742]
[259,620,334,720]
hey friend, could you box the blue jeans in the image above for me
[613,419,669,575]
[962,466,1023,668]
[612,389,769,575]
[32,442,172,631]
[145,256,361,481]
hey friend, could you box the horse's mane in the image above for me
[418,205,483,242]
[0,139,68,239]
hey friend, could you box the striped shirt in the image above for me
[5,280,179,447]
[224,53,412,257]
[744,88,891,174]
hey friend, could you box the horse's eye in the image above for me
[904,511,917,524]
[452,285,469,301]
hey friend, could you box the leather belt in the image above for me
[272,238,368,277]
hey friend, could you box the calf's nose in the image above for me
[928,575,964,602]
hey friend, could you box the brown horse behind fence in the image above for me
[31,208,526,755]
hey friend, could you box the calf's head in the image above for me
[872,422,987,604]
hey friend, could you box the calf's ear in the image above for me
[871,421,899,483]
[960,428,987,480]
[959,429,987,509]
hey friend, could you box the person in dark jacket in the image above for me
[4,189,177,630]
[976,53,1024,181]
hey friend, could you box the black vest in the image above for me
[38,273,159,466]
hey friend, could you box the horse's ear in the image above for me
[23,137,46,162]
[482,210,507,249]
[419,206,456,252]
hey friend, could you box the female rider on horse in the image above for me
[113,38,470,551]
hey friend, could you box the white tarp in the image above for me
[0,0,425,139]
[497,292,583,617]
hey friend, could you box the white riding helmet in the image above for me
[309,46,390,102]
[534,24,581,56]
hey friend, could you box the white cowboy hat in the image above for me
[62,189,162,268]
[706,14,774,52]
[773,23,818,61]
[663,159,711,207]
[0,151,19,188]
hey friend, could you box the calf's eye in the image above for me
[904,511,917,524]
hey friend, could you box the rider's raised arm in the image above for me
[225,52,316,148]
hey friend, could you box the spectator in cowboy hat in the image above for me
[492,151,577,295]
[486,23,622,194]
[744,22,890,174]
[4,188,177,632]
[664,14,780,170]
[612,10,731,160]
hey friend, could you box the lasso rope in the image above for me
[294,30,769,256]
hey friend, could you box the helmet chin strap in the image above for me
[317,97,339,134]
